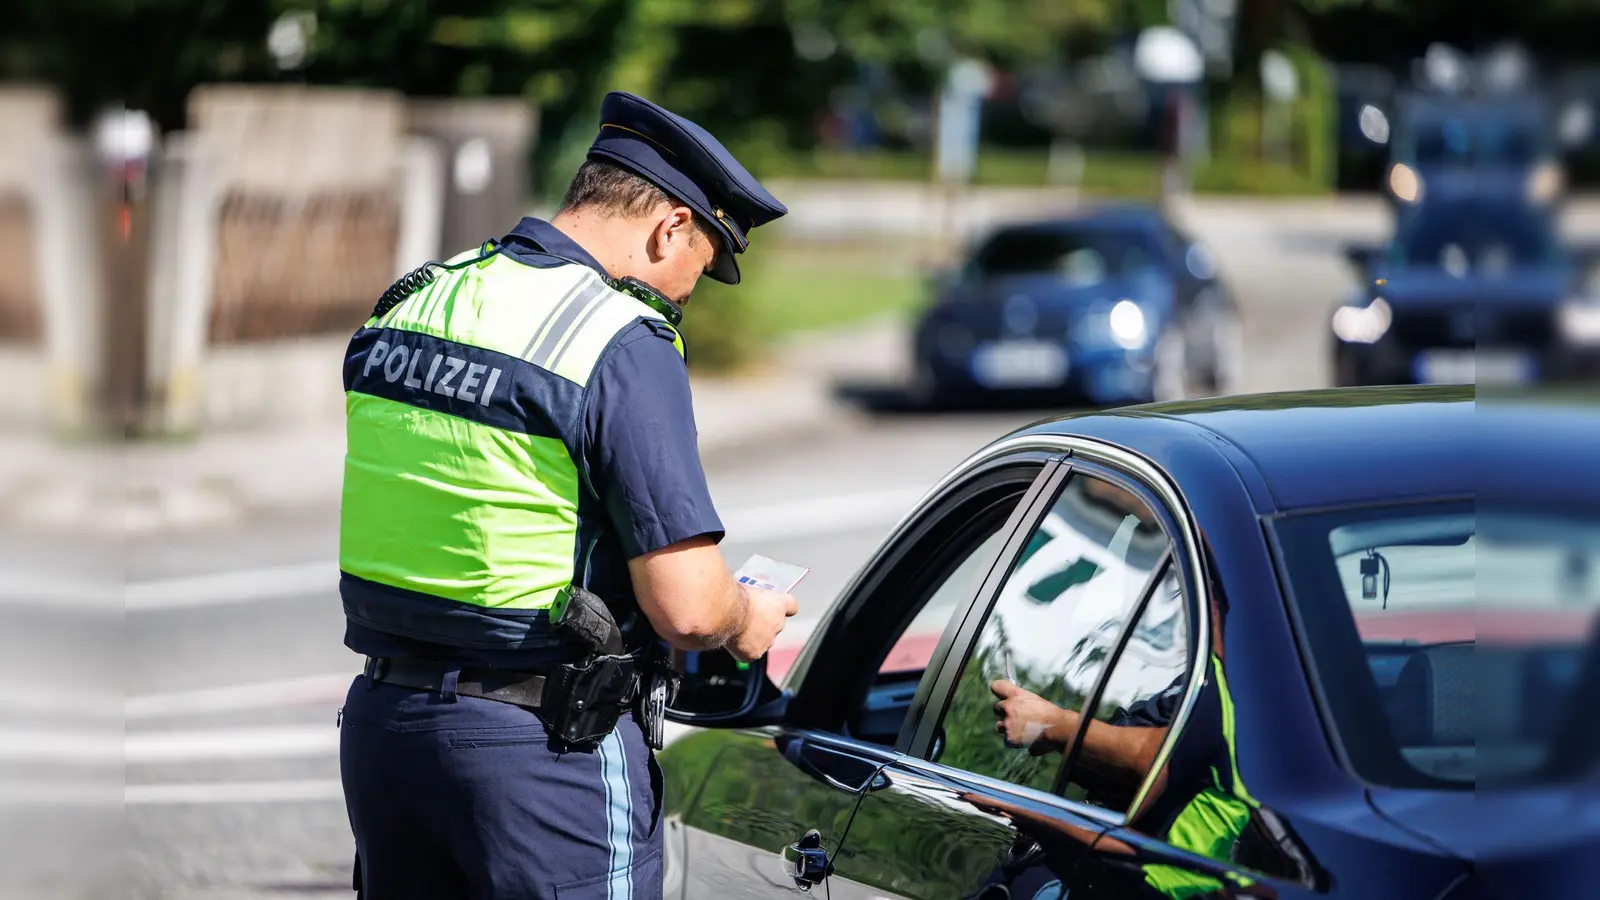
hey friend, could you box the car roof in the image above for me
[994,205,1169,235]
[1011,386,1600,513]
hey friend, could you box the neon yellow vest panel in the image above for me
[338,247,681,651]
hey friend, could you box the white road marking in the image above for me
[719,486,926,544]
[0,686,122,720]
[127,779,346,806]
[123,487,925,612]
[121,714,697,807]
[0,729,122,765]
[0,573,120,610]
[0,778,122,807]
[124,561,336,612]
[127,673,356,720]
[126,726,340,764]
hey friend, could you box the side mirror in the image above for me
[924,265,961,295]
[665,648,779,725]
[1342,243,1379,273]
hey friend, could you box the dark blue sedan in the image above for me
[911,207,1240,407]
[661,386,1600,899]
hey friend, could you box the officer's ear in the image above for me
[648,205,699,262]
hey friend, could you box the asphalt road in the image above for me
[11,196,1596,899]
[110,412,1039,900]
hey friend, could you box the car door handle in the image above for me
[782,829,832,891]
[782,737,885,793]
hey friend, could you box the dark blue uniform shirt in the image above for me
[345,217,725,668]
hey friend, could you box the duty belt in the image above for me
[363,656,550,709]
[362,652,664,749]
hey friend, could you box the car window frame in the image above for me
[925,459,1182,797]
[900,437,1212,832]
[777,450,1066,741]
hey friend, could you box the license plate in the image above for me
[1413,350,1532,385]
[972,341,1067,388]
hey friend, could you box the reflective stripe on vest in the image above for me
[339,250,683,650]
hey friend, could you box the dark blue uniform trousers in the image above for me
[340,676,664,899]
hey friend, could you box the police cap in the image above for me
[588,91,787,285]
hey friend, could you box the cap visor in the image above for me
[708,246,741,285]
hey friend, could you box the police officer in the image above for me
[337,91,799,899]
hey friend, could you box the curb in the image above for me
[0,373,869,541]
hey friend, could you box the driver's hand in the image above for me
[991,680,1074,756]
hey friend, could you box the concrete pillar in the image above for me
[393,136,444,276]
[142,133,222,435]
[29,137,106,436]
[405,99,537,254]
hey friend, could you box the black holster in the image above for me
[539,652,640,748]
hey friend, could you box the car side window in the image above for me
[878,529,1008,676]
[841,478,1032,746]
[931,471,1172,795]
[1058,564,1189,813]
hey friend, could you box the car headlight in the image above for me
[1107,300,1147,349]
[1332,297,1392,344]
[1388,163,1423,204]
[1528,161,1564,205]
[1558,297,1600,345]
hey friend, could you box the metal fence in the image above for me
[0,194,40,344]
[188,85,406,346]
[206,190,400,342]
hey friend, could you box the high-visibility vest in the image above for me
[338,244,683,651]
[1142,655,1261,899]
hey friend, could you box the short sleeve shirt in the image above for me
[343,217,723,667]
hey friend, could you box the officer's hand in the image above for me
[728,585,799,663]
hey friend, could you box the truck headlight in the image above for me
[1388,164,1423,204]
[1332,297,1392,344]
[1109,300,1147,349]
[1558,298,1600,345]
[1527,161,1564,205]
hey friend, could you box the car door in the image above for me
[828,458,1205,900]
[660,454,1063,898]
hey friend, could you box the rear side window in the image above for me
[932,471,1172,794]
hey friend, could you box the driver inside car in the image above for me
[988,572,1278,898]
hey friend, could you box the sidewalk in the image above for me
[0,320,906,537]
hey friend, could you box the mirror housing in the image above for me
[1342,242,1380,275]
[665,648,785,727]
[923,263,961,295]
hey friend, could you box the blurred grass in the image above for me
[745,243,925,334]
[682,237,925,372]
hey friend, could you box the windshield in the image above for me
[1409,108,1547,167]
[1389,202,1563,273]
[1272,500,1600,790]
[970,226,1167,285]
